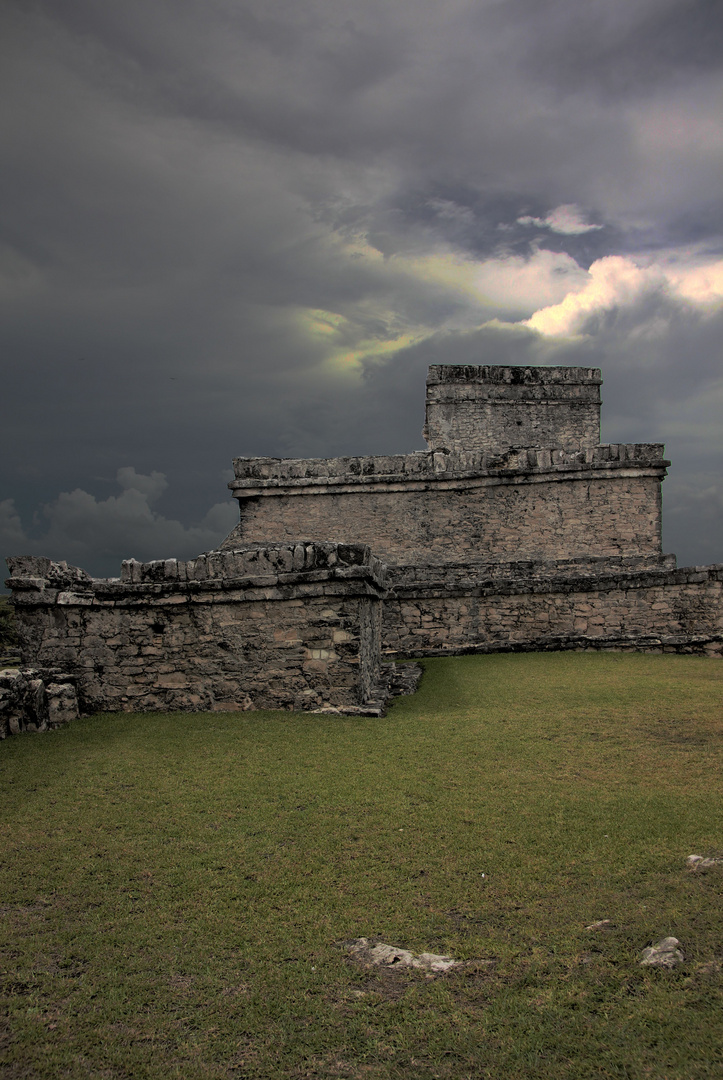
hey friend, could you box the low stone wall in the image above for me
[383,562,723,657]
[6,549,721,732]
[0,668,79,738]
[6,544,388,715]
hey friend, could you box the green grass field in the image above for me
[1,652,722,1079]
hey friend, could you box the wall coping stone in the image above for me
[229,444,669,494]
[5,544,389,607]
[426,365,603,386]
[388,561,723,600]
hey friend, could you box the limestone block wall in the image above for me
[6,545,387,715]
[226,445,668,568]
[423,365,602,453]
[382,562,723,657]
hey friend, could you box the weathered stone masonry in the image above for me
[423,364,602,453]
[5,544,389,719]
[4,363,722,733]
[383,559,723,657]
[224,444,667,568]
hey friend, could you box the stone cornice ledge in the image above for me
[389,563,723,600]
[230,444,669,497]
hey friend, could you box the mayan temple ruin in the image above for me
[3,365,722,733]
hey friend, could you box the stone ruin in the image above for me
[3,364,722,734]
[2,543,395,733]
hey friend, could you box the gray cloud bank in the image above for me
[2,0,721,577]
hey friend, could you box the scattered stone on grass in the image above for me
[640,937,685,969]
[585,919,614,931]
[347,938,460,973]
[686,854,723,870]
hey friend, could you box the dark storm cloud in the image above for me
[1,0,721,576]
[507,0,723,97]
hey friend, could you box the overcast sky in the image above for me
[2,0,722,578]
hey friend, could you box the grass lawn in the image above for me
[1,651,722,1079]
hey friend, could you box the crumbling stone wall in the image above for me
[6,545,387,715]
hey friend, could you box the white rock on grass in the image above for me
[640,937,685,969]
[686,854,723,869]
[347,938,460,973]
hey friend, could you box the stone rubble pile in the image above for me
[0,668,79,738]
